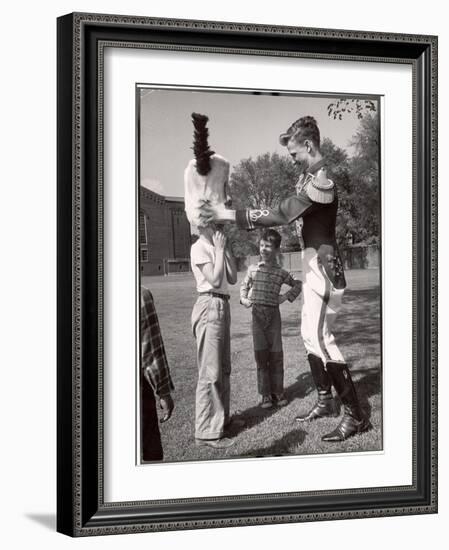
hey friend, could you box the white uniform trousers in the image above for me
[300,248,345,365]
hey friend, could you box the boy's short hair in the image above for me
[279,115,320,148]
[260,229,282,249]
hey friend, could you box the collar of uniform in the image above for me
[301,158,326,176]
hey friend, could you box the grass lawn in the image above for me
[142,269,382,463]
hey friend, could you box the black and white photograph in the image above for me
[138,86,382,464]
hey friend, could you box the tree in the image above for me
[348,114,380,243]
[230,153,297,209]
[222,222,259,259]
[321,128,380,246]
[319,138,356,246]
[325,104,381,245]
[327,98,377,120]
[229,153,301,252]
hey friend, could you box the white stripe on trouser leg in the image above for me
[320,286,345,363]
[300,252,345,364]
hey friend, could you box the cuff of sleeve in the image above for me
[236,209,254,230]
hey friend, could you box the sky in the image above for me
[139,87,378,198]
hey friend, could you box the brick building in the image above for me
[139,186,191,276]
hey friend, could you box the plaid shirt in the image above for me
[141,287,174,397]
[240,261,302,307]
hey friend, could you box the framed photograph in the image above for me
[57,12,437,536]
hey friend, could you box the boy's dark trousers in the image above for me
[252,303,284,396]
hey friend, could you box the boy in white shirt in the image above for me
[191,225,238,448]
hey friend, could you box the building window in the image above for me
[140,248,149,263]
[139,212,147,245]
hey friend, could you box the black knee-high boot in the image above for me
[296,354,338,422]
[321,362,371,442]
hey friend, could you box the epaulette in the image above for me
[305,168,335,204]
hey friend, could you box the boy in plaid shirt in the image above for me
[240,229,302,409]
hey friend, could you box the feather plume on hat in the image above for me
[191,113,215,175]
[184,113,230,228]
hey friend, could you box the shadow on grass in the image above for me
[226,404,283,436]
[226,370,316,438]
[228,364,381,440]
[239,428,308,458]
[349,366,382,420]
[334,287,381,347]
[234,288,381,349]
[288,371,315,400]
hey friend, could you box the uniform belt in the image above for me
[199,291,230,301]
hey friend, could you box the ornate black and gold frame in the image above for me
[57,12,437,536]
